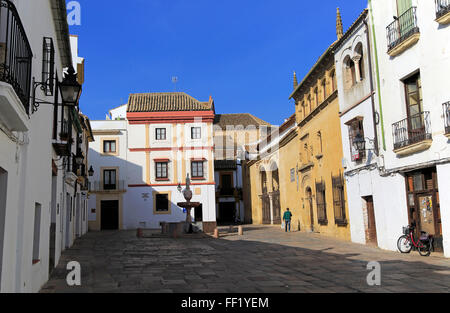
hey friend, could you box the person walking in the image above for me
[283,208,293,232]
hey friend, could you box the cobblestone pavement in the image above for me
[40,225,450,293]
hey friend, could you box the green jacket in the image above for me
[283,211,292,221]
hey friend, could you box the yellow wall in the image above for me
[247,60,350,241]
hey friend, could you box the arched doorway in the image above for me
[306,187,314,232]
[271,168,281,224]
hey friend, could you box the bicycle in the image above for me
[397,223,434,257]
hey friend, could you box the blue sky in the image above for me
[69,0,366,125]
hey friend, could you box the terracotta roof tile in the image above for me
[214,113,271,129]
[127,92,212,112]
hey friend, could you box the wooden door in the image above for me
[365,196,378,246]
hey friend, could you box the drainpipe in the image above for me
[368,0,387,151]
[364,18,379,156]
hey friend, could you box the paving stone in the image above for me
[41,226,450,293]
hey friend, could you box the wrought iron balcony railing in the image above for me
[0,0,32,113]
[89,180,126,192]
[443,102,450,134]
[392,111,432,150]
[436,0,450,19]
[386,7,419,52]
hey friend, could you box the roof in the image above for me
[127,92,213,113]
[332,9,369,52]
[214,113,271,129]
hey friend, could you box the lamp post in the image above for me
[88,166,94,177]
[60,66,82,107]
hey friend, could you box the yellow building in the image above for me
[247,9,350,241]
[247,115,299,225]
[287,12,350,240]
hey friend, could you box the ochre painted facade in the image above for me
[290,46,350,241]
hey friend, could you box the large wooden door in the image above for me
[306,188,314,231]
[272,191,281,225]
[101,200,119,230]
[261,194,271,224]
[365,196,378,246]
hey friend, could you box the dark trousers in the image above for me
[285,220,291,232]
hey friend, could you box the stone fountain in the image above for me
[177,174,201,233]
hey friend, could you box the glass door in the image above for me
[404,73,424,144]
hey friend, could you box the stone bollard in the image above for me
[238,225,243,236]
[213,228,219,239]
[228,225,233,233]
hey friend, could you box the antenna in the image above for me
[172,76,179,91]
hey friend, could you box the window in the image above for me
[321,79,327,101]
[315,180,327,225]
[191,127,201,139]
[155,194,169,212]
[42,37,55,96]
[344,57,356,89]
[32,203,42,264]
[103,169,116,190]
[0,167,7,281]
[330,70,337,92]
[332,174,347,226]
[404,73,423,123]
[103,140,116,153]
[191,161,204,178]
[261,171,267,194]
[156,128,166,140]
[347,117,365,162]
[220,173,233,196]
[156,162,168,179]
[314,88,319,108]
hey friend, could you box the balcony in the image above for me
[386,7,420,57]
[89,180,126,193]
[393,111,432,156]
[436,0,450,24]
[52,120,70,156]
[0,0,32,131]
[444,102,450,137]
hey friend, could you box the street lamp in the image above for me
[353,133,366,152]
[60,66,82,106]
[74,150,84,166]
[88,166,94,177]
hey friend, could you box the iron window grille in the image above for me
[156,128,166,140]
[156,162,168,179]
[155,194,169,212]
[41,37,55,96]
[443,101,450,135]
[347,117,365,162]
[0,0,33,113]
[332,173,347,226]
[191,127,201,139]
[315,179,328,225]
[386,7,419,52]
[191,161,204,178]
[436,0,450,19]
[392,111,431,150]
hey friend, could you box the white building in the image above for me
[336,1,450,257]
[88,92,218,233]
[0,0,90,292]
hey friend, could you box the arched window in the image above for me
[355,43,365,81]
[330,69,337,92]
[343,56,356,89]
[321,79,327,101]
[314,87,319,107]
